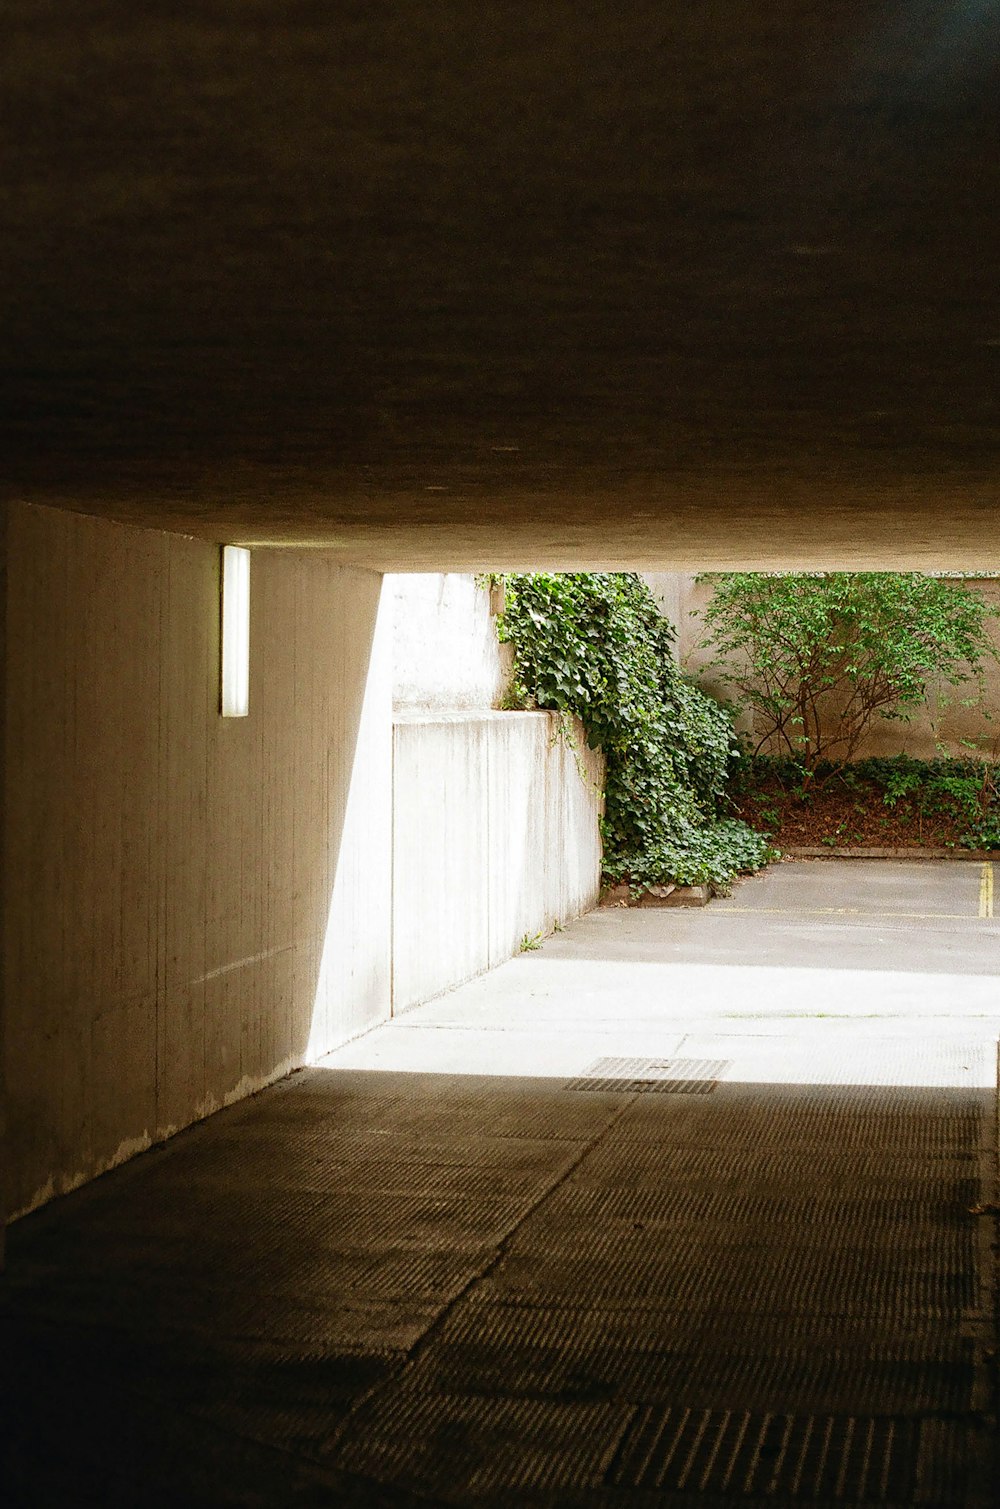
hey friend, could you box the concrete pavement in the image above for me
[3,861,997,1505]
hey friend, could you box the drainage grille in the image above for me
[565,1057,730,1094]
[609,1406,959,1500]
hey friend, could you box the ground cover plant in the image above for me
[496,572,776,891]
[697,572,998,782]
[732,755,1000,851]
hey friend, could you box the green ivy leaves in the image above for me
[498,573,776,891]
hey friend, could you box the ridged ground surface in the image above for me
[2,861,997,1505]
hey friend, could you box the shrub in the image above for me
[697,573,998,782]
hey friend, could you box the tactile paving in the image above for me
[248,1249,483,1303]
[534,1183,979,1229]
[481,1243,976,1317]
[6,1034,994,1507]
[437,1299,975,1356]
[571,1142,979,1190]
[614,1102,985,1151]
[287,1190,531,1252]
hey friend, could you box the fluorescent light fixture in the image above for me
[220,545,251,717]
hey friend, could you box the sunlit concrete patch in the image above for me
[322,1022,690,1078]
[383,960,1000,1035]
[678,1033,995,1088]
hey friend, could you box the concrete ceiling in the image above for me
[4,2,999,568]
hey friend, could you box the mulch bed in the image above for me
[730,771,972,852]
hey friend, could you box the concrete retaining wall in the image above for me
[392,712,604,1011]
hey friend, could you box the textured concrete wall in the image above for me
[647,572,1000,760]
[4,502,392,1218]
[390,574,509,713]
[392,712,603,1012]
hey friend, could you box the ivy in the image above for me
[497,573,777,890]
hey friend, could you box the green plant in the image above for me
[871,755,998,840]
[497,573,776,891]
[697,573,998,784]
[519,931,544,951]
[741,752,1000,850]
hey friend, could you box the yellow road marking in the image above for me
[979,862,993,919]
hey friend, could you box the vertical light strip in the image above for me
[220,545,251,717]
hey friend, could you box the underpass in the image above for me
[3,861,997,1506]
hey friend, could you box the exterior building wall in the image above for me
[392,712,603,1012]
[5,502,392,1218]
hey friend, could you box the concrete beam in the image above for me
[3,5,998,563]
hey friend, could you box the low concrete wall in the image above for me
[392,712,604,1011]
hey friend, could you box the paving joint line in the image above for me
[717,907,979,920]
[321,1089,650,1454]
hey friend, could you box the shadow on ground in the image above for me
[2,1060,995,1507]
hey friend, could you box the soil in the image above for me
[730,772,972,851]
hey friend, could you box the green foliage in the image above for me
[865,755,1000,847]
[697,573,998,781]
[737,753,1000,850]
[497,573,777,890]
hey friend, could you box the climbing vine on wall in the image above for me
[496,573,777,890]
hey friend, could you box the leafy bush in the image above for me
[698,573,998,782]
[497,573,776,890]
[736,752,1000,850]
[867,756,999,847]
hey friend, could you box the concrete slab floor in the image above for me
[2,861,997,1506]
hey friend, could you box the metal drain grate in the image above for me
[565,1057,730,1094]
[609,1406,946,1499]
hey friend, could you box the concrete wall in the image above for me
[391,573,509,712]
[392,712,603,1012]
[3,545,606,1222]
[643,572,1000,760]
[389,574,604,1012]
[5,502,392,1219]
